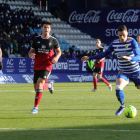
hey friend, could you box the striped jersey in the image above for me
[138,43,140,49]
[108,37,140,74]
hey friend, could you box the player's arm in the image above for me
[28,39,36,59]
[81,43,113,62]
[52,47,61,64]
[52,39,61,64]
[121,39,140,61]
[0,47,3,70]
[28,48,36,59]
[99,57,105,62]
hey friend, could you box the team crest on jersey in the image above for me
[42,45,46,48]
[125,45,128,49]
[49,43,52,46]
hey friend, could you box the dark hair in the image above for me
[137,34,140,37]
[118,25,127,32]
[41,20,52,27]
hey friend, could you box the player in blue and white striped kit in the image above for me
[136,34,140,50]
[81,25,140,116]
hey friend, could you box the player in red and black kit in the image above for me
[91,39,112,92]
[28,20,61,114]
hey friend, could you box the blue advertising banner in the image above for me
[67,8,140,44]
[68,8,140,24]
[0,58,119,83]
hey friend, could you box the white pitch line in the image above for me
[0,128,140,132]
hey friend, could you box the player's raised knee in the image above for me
[115,85,123,90]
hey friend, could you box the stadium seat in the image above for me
[34,28,38,33]
[65,45,69,50]
[61,45,65,50]
[38,29,42,34]
[59,40,62,44]
[30,28,33,33]
[62,40,68,44]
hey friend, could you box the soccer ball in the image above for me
[124,105,137,118]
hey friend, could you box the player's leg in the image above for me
[30,77,45,114]
[115,77,129,115]
[98,74,112,91]
[30,70,51,114]
[91,72,98,92]
[43,79,54,93]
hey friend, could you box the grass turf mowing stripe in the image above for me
[0,128,140,132]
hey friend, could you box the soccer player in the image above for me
[91,39,112,92]
[136,34,140,50]
[28,20,61,114]
[81,25,140,116]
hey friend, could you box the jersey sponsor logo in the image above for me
[67,75,93,82]
[42,45,46,48]
[117,51,131,57]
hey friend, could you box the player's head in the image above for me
[41,20,52,36]
[96,39,101,48]
[136,34,140,43]
[118,25,128,43]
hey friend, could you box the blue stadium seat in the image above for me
[38,29,42,33]
[69,45,72,48]
[34,28,38,33]
[59,40,62,44]
[65,45,69,50]
[62,40,68,44]
[61,45,65,49]
[30,28,33,33]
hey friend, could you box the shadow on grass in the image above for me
[0,123,140,140]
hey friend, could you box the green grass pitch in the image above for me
[0,82,140,140]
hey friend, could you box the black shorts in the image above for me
[93,67,104,74]
[33,70,51,84]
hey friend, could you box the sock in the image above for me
[93,78,97,89]
[116,90,125,105]
[102,77,110,86]
[45,79,48,83]
[34,89,43,108]
[43,84,50,90]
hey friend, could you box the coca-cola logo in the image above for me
[69,10,101,23]
[107,9,140,23]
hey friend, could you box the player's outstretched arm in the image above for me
[88,49,111,60]
[28,48,36,59]
[52,48,61,64]
[81,56,89,62]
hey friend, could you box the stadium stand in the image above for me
[0,0,107,58]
